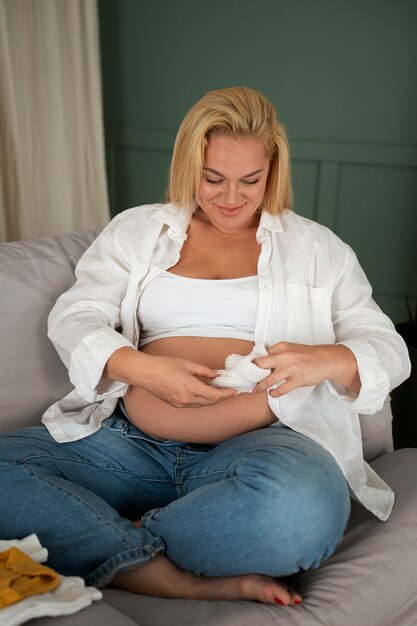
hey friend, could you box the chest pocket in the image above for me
[285,284,335,345]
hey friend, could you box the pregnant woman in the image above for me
[0,87,410,607]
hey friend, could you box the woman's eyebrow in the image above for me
[203,167,264,178]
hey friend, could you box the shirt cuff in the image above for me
[325,340,390,414]
[68,327,134,402]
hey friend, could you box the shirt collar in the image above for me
[152,203,190,236]
[258,210,284,233]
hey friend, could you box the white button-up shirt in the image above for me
[42,204,411,521]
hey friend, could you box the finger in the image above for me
[189,364,220,380]
[194,379,237,402]
[267,380,295,397]
[188,396,229,408]
[179,388,236,408]
[253,356,278,369]
[254,341,296,368]
[255,373,285,394]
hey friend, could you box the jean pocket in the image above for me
[102,416,158,443]
[102,415,129,434]
[124,423,180,446]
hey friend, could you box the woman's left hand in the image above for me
[253,342,361,397]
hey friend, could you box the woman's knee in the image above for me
[235,432,350,569]
[282,449,350,567]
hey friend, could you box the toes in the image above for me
[236,574,301,607]
[287,587,302,605]
[273,585,302,607]
[268,582,292,606]
[287,586,302,606]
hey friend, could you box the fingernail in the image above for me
[294,598,301,605]
[274,597,285,606]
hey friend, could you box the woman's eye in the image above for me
[205,178,223,185]
[204,177,259,185]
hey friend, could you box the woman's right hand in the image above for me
[138,354,238,407]
[104,347,236,408]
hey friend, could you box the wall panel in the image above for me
[336,163,417,318]
[99,0,417,325]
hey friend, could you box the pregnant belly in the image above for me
[123,336,273,436]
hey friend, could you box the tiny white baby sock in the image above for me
[210,344,271,393]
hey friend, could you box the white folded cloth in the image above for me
[210,344,272,393]
[0,535,102,626]
[0,534,47,565]
[1,577,102,626]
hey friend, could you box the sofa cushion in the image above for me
[25,600,140,626]
[0,231,98,432]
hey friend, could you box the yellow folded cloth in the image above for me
[0,547,60,608]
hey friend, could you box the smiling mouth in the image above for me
[217,204,244,214]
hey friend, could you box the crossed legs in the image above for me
[0,420,350,606]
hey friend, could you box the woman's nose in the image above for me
[224,183,239,205]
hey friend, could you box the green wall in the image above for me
[98,0,417,324]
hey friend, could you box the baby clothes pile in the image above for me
[0,534,101,626]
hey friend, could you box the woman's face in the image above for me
[196,135,270,232]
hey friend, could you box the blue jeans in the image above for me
[0,410,350,587]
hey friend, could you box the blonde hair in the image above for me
[167,86,293,214]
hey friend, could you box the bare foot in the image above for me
[110,554,301,607]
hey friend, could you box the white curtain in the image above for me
[0,0,110,241]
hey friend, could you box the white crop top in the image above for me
[138,271,259,347]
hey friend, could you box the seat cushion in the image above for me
[25,600,140,626]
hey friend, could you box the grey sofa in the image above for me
[1,230,416,626]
